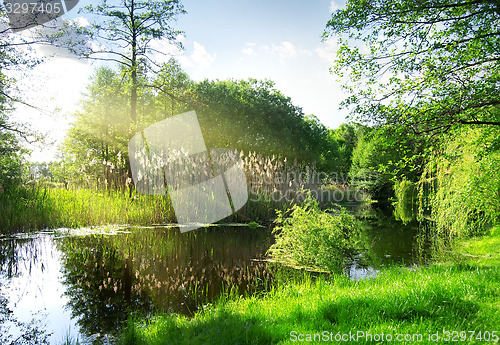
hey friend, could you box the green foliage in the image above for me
[0,153,329,233]
[79,0,186,128]
[61,67,131,188]
[349,129,396,199]
[193,79,339,170]
[393,178,418,224]
[329,123,359,176]
[60,66,345,191]
[0,8,40,191]
[79,0,186,64]
[416,127,500,240]
[151,58,194,118]
[349,127,425,200]
[267,193,359,273]
[325,0,500,138]
[0,130,23,190]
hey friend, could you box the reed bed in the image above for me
[0,152,362,233]
[0,188,175,234]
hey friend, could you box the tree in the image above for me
[325,0,500,138]
[79,0,186,128]
[329,123,361,176]
[349,127,424,199]
[149,58,193,118]
[61,62,195,189]
[0,7,41,189]
[61,67,130,188]
[78,0,185,195]
[192,79,339,170]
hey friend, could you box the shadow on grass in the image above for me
[121,310,277,345]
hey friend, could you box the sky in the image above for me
[8,0,348,162]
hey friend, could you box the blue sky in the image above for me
[10,0,348,161]
[174,0,347,125]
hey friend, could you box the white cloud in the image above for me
[188,41,216,70]
[329,0,339,12]
[272,41,297,63]
[329,0,346,12]
[243,47,256,56]
[149,34,185,64]
[160,40,216,72]
[314,37,338,63]
[261,42,313,64]
[73,16,89,27]
[242,42,257,56]
[299,48,312,56]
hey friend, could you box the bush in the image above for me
[267,193,359,273]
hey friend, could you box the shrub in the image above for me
[267,193,360,273]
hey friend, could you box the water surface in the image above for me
[0,205,421,344]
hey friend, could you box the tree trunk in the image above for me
[128,0,137,198]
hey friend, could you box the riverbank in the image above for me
[0,186,367,235]
[120,226,500,345]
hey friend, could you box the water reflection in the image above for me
[342,202,422,279]
[57,226,272,342]
[357,204,419,266]
[0,235,75,344]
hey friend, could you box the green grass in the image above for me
[0,187,176,234]
[0,185,294,234]
[445,226,500,267]
[120,229,500,345]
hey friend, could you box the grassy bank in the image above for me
[120,227,500,345]
[0,186,364,234]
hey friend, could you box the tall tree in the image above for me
[79,0,186,130]
[61,67,130,188]
[325,0,500,138]
[0,7,43,189]
[78,0,185,194]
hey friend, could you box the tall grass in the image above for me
[2,151,363,233]
[237,152,367,221]
[0,187,175,234]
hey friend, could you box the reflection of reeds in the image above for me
[59,226,274,318]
